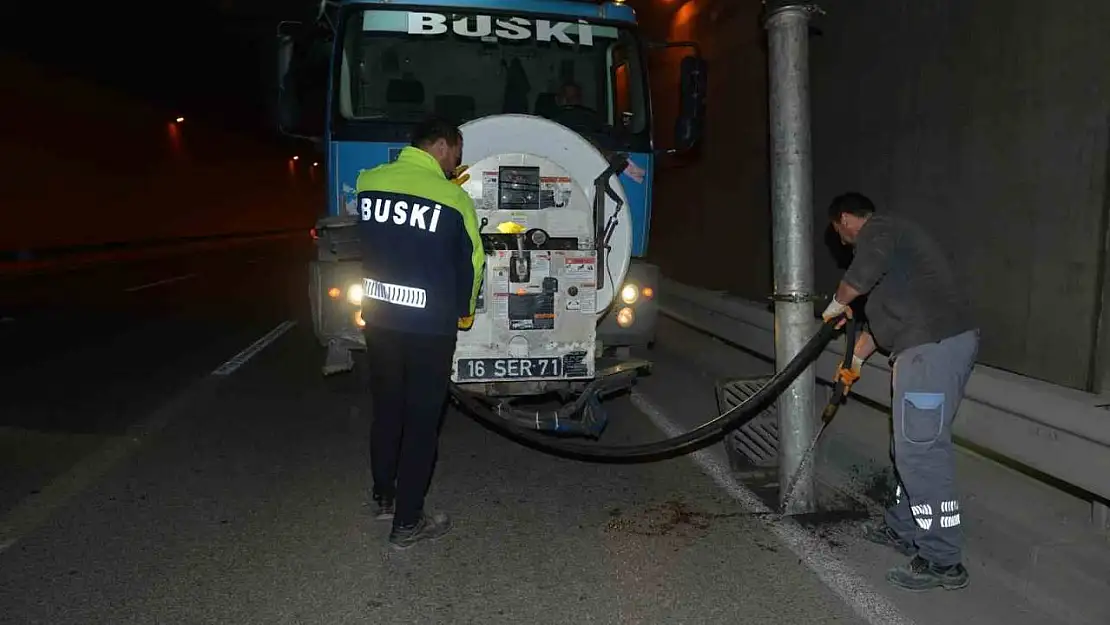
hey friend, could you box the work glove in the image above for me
[821,297,852,328]
[834,355,864,395]
[458,314,475,331]
[451,165,470,186]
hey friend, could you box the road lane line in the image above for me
[122,273,198,292]
[211,320,297,376]
[0,379,220,556]
[0,321,298,556]
[630,391,916,625]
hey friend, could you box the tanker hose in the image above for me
[448,313,856,464]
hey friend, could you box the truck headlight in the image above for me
[347,283,364,305]
[620,283,639,305]
[617,306,635,328]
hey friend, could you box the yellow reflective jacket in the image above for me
[355,146,484,335]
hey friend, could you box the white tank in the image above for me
[452,114,633,386]
[458,114,632,317]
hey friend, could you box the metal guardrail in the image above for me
[658,278,1110,510]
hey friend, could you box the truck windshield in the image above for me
[335,8,649,147]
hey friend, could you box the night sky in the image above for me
[4,0,319,142]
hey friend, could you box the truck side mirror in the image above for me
[275,20,328,141]
[674,55,707,152]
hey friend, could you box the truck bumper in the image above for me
[310,259,660,372]
[309,259,367,374]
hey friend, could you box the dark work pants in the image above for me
[363,327,457,529]
[885,329,979,566]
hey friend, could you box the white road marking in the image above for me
[0,321,297,556]
[122,273,198,292]
[211,320,297,376]
[630,390,916,625]
[0,380,219,555]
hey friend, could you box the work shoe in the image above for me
[389,512,452,551]
[862,520,916,556]
[887,555,970,591]
[372,493,394,521]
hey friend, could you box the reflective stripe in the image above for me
[911,503,934,531]
[362,278,428,309]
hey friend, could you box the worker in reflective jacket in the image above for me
[822,192,979,591]
[354,116,484,551]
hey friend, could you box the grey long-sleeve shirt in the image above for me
[842,214,976,355]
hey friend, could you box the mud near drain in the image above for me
[855,466,899,508]
[604,495,874,553]
[604,500,743,537]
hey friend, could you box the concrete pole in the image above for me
[764,0,821,515]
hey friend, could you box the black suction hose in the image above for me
[448,313,856,464]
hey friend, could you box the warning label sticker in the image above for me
[562,257,595,278]
[493,293,509,319]
[579,288,596,314]
[481,171,498,211]
[540,176,573,209]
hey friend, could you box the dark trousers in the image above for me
[363,327,457,528]
[885,329,979,566]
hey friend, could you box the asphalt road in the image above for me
[0,238,872,624]
[2,239,1097,624]
[0,237,309,513]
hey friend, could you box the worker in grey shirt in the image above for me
[820,192,979,591]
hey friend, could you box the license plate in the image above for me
[456,357,562,381]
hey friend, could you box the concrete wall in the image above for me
[637,0,774,303]
[636,0,1110,391]
[1,56,322,256]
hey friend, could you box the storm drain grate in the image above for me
[715,376,779,468]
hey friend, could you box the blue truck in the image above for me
[276,0,704,433]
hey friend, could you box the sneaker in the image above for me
[373,494,394,521]
[389,512,452,551]
[887,555,970,591]
[862,521,916,556]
